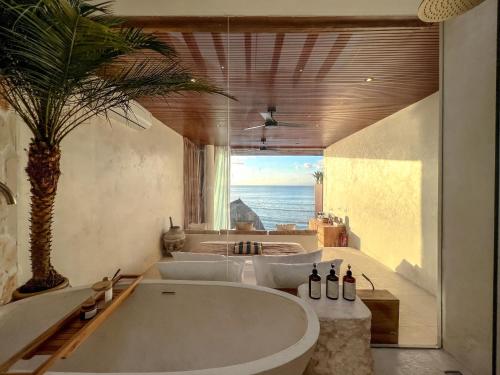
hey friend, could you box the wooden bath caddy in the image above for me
[0,274,142,375]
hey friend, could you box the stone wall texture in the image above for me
[0,108,18,305]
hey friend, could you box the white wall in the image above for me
[16,115,184,287]
[323,93,439,295]
[114,0,422,17]
[441,1,497,374]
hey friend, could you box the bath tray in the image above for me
[0,274,142,375]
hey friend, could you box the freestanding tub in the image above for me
[0,280,319,375]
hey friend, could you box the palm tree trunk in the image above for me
[19,141,65,293]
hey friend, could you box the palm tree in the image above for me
[313,171,323,184]
[0,0,229,294]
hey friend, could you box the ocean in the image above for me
[230,185,315,230]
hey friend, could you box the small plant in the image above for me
[313,171,323,184]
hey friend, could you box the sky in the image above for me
[231,155,323,186]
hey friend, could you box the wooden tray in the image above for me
[0,274,142,375]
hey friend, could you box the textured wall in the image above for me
[442,1,497,373]
[113,0,422,16]
[0,108,18,304]
[323,93,439,295]
[16,115,184,287]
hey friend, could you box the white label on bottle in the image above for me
[310,281,321,299]
[327,280,339,299]
[104,288,113,303]
[343,282,356,300]
[84,308,97,320]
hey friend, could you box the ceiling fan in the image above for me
[238,137,280,152]
[243,106,308,131]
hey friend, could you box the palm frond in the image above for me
[0,0,232,146]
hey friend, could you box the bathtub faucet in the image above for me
[0,181,16,205]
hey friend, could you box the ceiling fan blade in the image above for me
[259,112,272,120]
[278,122,307,128]
[244,124,266,131]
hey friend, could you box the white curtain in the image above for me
[213,146,230,230]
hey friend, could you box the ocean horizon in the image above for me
[230,185,315,230]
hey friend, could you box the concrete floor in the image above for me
[322,247,438,347]
[372,349,473,375]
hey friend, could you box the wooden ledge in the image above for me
[185,229,220,235]
[220,229,268,235]
[268,230,317,235]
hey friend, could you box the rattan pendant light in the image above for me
[418,0,486,22]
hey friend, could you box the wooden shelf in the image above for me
[0,275,142,375]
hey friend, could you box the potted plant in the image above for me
[0,0,229,298]
[312,171,323,215]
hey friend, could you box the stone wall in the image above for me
[0,108,18,305]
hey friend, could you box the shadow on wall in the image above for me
[344,216,361,249]
[395,259,435,295]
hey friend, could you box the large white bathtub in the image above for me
[0,280,319,375]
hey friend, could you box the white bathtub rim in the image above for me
[2,280,320,375]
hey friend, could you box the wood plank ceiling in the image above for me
[130,17,439,154]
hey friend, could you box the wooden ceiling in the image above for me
[129,17,439,153]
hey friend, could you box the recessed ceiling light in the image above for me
[299,68,304,72]
[190,78,196,83]
[221,66,225,70]
[365,77,374,82]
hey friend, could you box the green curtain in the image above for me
[213,146,230,230]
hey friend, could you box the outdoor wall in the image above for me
[323,93,439,295]
[441,0,497,374]
[16,114,184,288]
[0,108,18,304]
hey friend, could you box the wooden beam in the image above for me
[124,16,435,34]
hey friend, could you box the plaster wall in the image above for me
[323,93,439,295]
[113,0,422,17]
[16,115,184,287]
[441,1,497,373]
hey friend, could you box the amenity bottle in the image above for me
[309,263,322,299]
[342,264,356,301]
[326,264,339,300]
